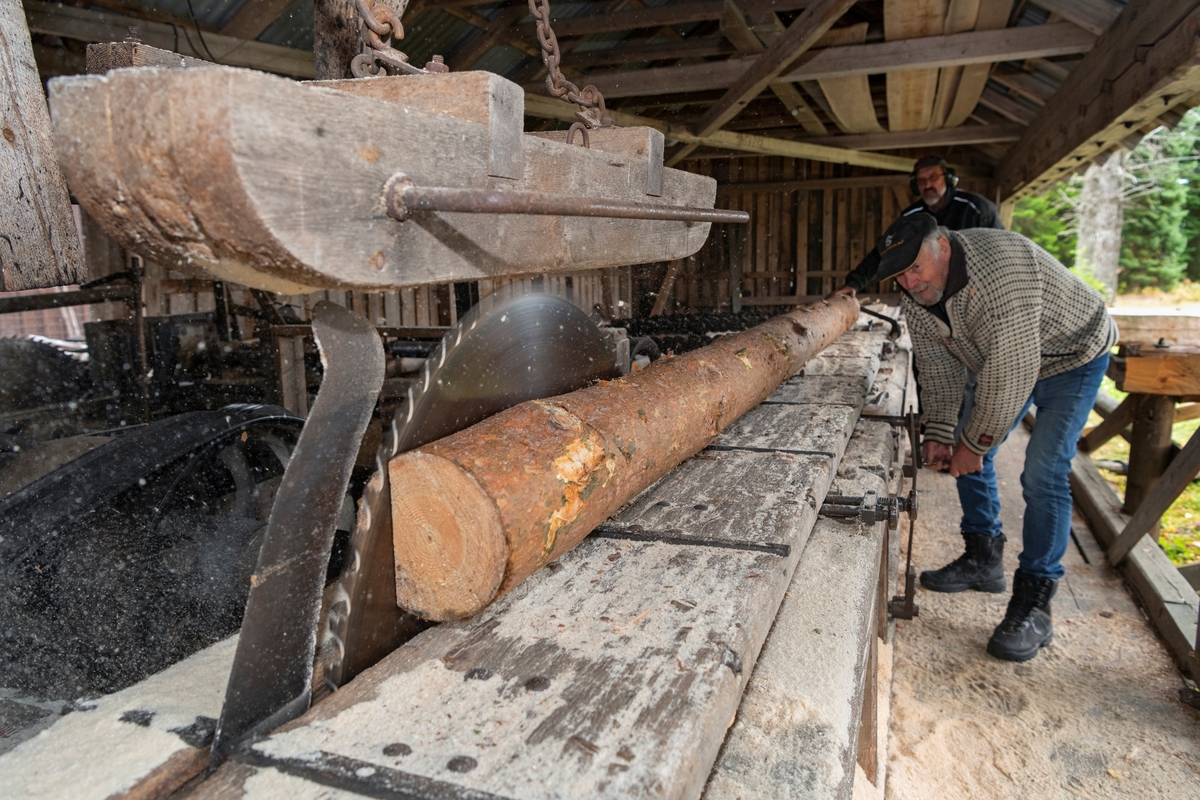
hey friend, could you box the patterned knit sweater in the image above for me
[904,229,1118,455]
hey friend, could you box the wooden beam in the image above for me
[219,0,296,40]
[996,0,1200,201]
[930,0,982,128]
[944,0,1014,127]
[578,22,1094,99]
[816,21,882,133]
[716,174,911,193]
[884,0,947,132]
[23,0,315,77]
[1,0,84,290]
[978,86,1037,124]
[719,1,827,135]
[798,122,1023,150]
[449,1,527,70]
[989,68,1055,106]
[1035,0,1123,37]
[568,37,736,68]
[512,0,810,39]
[315,0,358,80]
[1068,449,1200,684]
[524,93,917,171]
[694,0,856,137]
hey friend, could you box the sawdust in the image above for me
[884,426,1200,799]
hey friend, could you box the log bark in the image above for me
[0,0,83,290]
[389,295,861,620]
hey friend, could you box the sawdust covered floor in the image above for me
[881,424,1200,799]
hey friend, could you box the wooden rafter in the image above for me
[219,0,297,40]
[572,22,1092,100]
[997,0,1200,200]
[523,93,916,171]
[798,122,1024,151]
[23,0,314,77]
[693,0,856,137]
[1035,0,1122,36]
[510,0,810,39]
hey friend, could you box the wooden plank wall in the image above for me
[647,157,993,312]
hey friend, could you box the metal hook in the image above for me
[566,122,591,149]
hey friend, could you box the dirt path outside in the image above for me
[884,424,1200,798]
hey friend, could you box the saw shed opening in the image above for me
[3,0,1200,798]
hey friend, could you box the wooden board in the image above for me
[944,0,1014,127]
[1118,350,1200,396]
[884,0,947,132]
[817,23,884,134]
[930,0,980,127]
[705,336,909,799]
[49,68,716,294]
[187,325,892,799]
[1111,308,1200,347]
[1,0,84,290]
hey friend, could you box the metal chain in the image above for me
[352,0,425,78]
[527,0,612,129]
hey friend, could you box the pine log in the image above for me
[0,0,83,290]
[388,294,861,620]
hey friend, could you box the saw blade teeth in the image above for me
[438,345,447,369]
[405,387,415,423]
[390,416,400,458]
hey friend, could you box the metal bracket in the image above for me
[820,489,918,529]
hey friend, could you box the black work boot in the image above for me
[919,531,1006,593]
[987,571,1057,662]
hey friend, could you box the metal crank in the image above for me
[819,411,922,620]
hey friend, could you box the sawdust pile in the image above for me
[883,428,1200,798]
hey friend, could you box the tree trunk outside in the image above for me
[1075,150,1124,302]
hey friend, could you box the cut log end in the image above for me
[390,451,507,620]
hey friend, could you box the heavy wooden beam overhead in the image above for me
[568,37,736,68]
[1035,0,1122,36]
[942,0,1013,127]
[996,0,1200,200]
[978,86,1036,124]
[719,2,827,135]
[450,2,528,70]
[512,0,810,39]
[524,93,916,171]
[694,0,856,137]
[219,0,296,40]
[23,0,315,77]
[799,122,1024,150]
[577,22,1092,99]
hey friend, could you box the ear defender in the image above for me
[910,157,959,195]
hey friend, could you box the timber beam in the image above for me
[996,0,1200,201]
[23,0,315,78]
[524,94,916,172]
[573,22,1094,100]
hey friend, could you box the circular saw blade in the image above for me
[325,291,622,688]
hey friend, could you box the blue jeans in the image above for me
[957,353,1109,580]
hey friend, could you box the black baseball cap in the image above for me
[876,212,938,282]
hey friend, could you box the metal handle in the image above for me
[384,173,750,225]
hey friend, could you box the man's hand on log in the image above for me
[948,442,984,478]
[922,441,953,471]
[828,285,856,300]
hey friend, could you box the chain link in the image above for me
[352,0,424,78]
[527,0,612,129]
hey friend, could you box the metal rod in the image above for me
[0,285,137,315]
[385,176,750,224]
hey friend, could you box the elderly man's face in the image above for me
[915,165,949,210]
[895,236,951,306]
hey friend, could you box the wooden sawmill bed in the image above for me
[2,308,912,800]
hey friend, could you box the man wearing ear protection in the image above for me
[834,155,1004,296]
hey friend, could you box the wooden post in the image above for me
[0,0,83,290]
[314,0,361,80]
[1123,394,1175,516]
[388,295,861,620]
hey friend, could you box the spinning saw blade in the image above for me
[325,291,622,688]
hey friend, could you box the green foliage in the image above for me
[1119,109,1200,292]
[1011,189,1077,268]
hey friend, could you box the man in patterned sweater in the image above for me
[876,213,1117,661]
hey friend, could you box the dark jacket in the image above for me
[843,188,1004,291]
